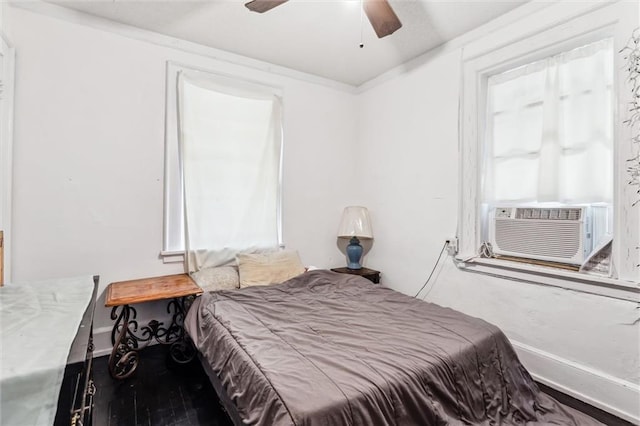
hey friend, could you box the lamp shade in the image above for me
[337,206,373,239]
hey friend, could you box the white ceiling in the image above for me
[47,0,529,86]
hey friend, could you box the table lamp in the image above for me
[337,206,373,270]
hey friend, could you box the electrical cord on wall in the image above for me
[414,241,449,298]
[479,241,494,258]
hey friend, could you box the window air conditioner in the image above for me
[488,206,598,265]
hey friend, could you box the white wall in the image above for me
[358,1,639,422]
[357,47,460,286]
[4,6,357,351]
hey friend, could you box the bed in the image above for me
[0,275,97,426]
[185,269,601,425]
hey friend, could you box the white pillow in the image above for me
[192,266,240,292]
[236,250,305,288]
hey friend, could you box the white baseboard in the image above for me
[92,324,161,359]
[93,325,114,358]
[511,340,640,424]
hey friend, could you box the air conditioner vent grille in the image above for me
[515,207,581,221]
[494,220,581,259]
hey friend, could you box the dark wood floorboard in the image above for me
[536,382,635,426]
[93,345,634,426]
[93,345,232,426]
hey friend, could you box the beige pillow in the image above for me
[192,265,240,292]
[237,250,305,288]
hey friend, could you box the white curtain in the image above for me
[177,72,282,272]
[482,39,613,204]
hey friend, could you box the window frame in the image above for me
[0,36,15,282]
[161,62,284,260]
[457,3,640,292]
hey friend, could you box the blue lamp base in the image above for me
[346,236,363,270]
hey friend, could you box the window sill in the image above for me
[454,256,639,302]
[159,251,185,264]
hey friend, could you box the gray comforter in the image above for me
[185,270,601,425]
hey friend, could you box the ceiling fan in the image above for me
[244,0,402,39]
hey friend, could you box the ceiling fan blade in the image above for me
[363,0,402,39]
[245,0,288,13]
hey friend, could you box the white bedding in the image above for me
[0,276,94,425]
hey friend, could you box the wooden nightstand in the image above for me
[330,267,381,284]
[105,274,203,379]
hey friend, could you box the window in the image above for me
[480,39,614,260]
[163,63,283,262]
[482,39,613,206]
[458,3,640,287]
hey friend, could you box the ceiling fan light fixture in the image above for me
[362,0,402,38]
[243,0,402,39]
[245,0,289,13]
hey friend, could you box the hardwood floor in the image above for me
[93,345,231,426]
[93,345,633,426]
[536,383,634,426]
